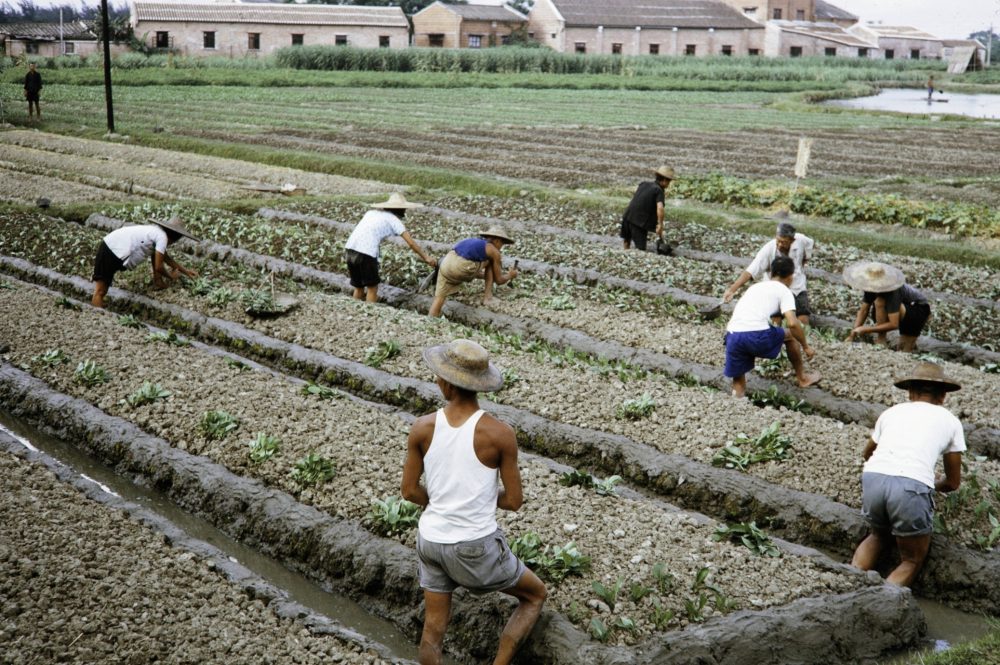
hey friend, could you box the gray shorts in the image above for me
[861,472,935,537]
[416,529,526,595]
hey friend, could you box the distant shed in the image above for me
[412,2,527,49]
[0,21,98,57]
[813,0,857,28]
[942,39,986,73]
[849,24,942,61]
[765,20,876,58]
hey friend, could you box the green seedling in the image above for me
[588,617,610,643]
[368,496,421,537]
[712,590,739,613]
[560,469,595,489]
[247,432,280,464]
[566,601,587,626]
[147,330,192,347]
[683,593,709,623]
[592,577,624,612]
[208,286,237,306]
[125,381,171,407]
[501,367,521,388]
[616,393,656,421]
[73,360,109,386]
[712,421,793,471]
[650,597,675,630]
[240,288,280,314]
[54,296,81,311]
[593,475,622,496]
[291,452,336,487]
[754,356,785,379]
[301,382,340,399]
[629,582,652,603]
[652,563,676,595]
[117,314,143,329]
[364,340,402,368]
[547,541,591,582]
[975,514,1000,552]
[183,275,217,296]
[613,617,637,633]
[0,280,13,289]
[981,363,1000,374]
[31,349,69,367]
[712,521,781,557]
[225,358,250,372]
[748,386,812,414]
[510,532,547,569]
[540,294,576,311]
[199,410,239,440]
[509,533,590,583]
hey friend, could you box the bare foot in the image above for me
[798,372,822,389]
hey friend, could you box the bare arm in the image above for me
[935,452,962,493]
[861,437,877,462]
[401,415,434,507]
[655,202,665,238]
[401,231,436,267]
[846,303,871,341]
[495,426,523,512]
[482,244,516,302]
[783,310,814,358]
[853,311,900,337]
[723,271,753,303]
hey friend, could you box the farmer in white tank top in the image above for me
[401,339,546,665]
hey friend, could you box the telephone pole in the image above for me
[100,0,115,133]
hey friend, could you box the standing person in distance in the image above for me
[843,261,931,352]
[344,192,437,303]
[401,339,546,665]
[24,62,42,121]
[621,165,675,252]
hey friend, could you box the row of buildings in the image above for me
[0,0,987,71]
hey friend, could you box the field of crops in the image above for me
[1,62,1000,663]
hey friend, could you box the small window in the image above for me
[550,33,556,39]
[748,48,760,56]
[910,49,920,60]
[500,35,510,45]
[248,32,260,50]
[63,41,75,54]
[743,6,757,17]
[884,49,894,60]
[790,46,802,57]
[684,44,696,56]
[796,9,805,20]
[468,34,482,48]
[335,35,347,46]
[611,42,622,54]
[772,8,782,19]
[379,35,390,48]
[649,43,659,55]
[825,47,836,56]
[528,32,535,39]
[203,31,216,49]
[429,34,444,47]
[26,41,39,54]
[721,44,733,56]
[291,34,304,46]
[858,47,869,57]
[574,42,586,54]
[155,31,169,49]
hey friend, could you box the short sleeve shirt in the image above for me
[864,401,965,488]
[623,181,665,231]
[863,284,928,314]
[744,233,813,295]
[344,210,406,260]
[726,280,796,333]
[103,224,168,269]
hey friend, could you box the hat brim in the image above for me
[655,171,675,181]
[153,219,199,242]
[842,262,905,293]
[480,233,515,245]
[422,345,504,393]
[372,200,423,210]
[893,377,961,392]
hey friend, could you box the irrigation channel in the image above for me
[823,88,1000,120]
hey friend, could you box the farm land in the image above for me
[2,53,1000,664]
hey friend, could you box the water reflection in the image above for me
[823,88,1000,120]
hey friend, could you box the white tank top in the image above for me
[417,409,499,544]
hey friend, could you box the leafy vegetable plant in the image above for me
[54,296,81,311]
[364,340,401,368]
[712,421,792,471]
[748,386,812,414]
[117,314,143,329]
[559,469,622,497]
[199,410,239,440]
[291,452,336,487]
[147,330,192,347]
[73,360,109,386]
[591,577,624,611]
[31,349,69,367]
[712,521,781,557]
[126,381,171,407]
[616,393,656,421]
[540,294,576,311]
[247,432,280,464]
[301,382,340,399]
[650,597,675,630]
[588,618,610,643]
[368,496,421,536]
[509,532,591,583]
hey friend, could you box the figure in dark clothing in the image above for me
[24,63,42,120]
[621,165,674,251]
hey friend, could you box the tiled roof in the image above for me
[773,20,876,49]
[131,2,409,27]
[857,24,939,41]
[444,4,527,22]
[941,39,985,48]
[0,20,96,40]
[814,0,857,22]
[550,0,761,30]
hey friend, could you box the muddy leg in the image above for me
[428,295,446,318]
[851,531,887,572]
[494,570,547,665]
[92,280,109,308]
[887,534,930,587]
[419,590,452,665]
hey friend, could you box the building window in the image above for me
[858,47,869,57]
[772,8,782,19]
[26,41,39,54]
[649,43,659,55]
[155,31,169,49]
[575,42,586,53]
[743,7,757,17]
[825,47,836,56]
[685,44,696,56]
[910,49,920,59]
[748,48,760,56]
[468,34,482,48]
[550,33,556,39]
[884,49,894,59]
[203,31,216,49]
[499,34,510,45]
[790,46,802,57]
[335,35,347,46]
[611,42,622,54]
[291,34,304,46]
[796,9,805,20]
[248,33,260,50]
[721,44,733,56]
[380,35,390,48]
[63,41,75,54]
[429,34,444,47]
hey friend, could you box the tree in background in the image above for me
[968,30,999,65]
[0,0,129,24]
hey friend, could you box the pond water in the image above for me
[823,88,1000,120]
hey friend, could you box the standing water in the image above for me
[823,88,1000,120]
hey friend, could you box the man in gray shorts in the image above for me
[401,339,546,664]
[850,362,965,587]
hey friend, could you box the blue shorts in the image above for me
[724,327,786,378]
[861,472,934,537]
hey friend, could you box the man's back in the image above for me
[624,181,663,231]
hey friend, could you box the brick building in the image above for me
[848,24,942,61]
[0,21,99,57]
[412,2,527,49]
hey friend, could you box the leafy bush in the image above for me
[712,421,793,471]
[126,381,171,407]
[291,452,336,486]
[364,340,402,368]
[73,360,109,386]
[368,495,421,536]
[748,386,813,414]
[247,432,280,464]
[712,521,781,557]
[199,410,239,440]
[509,532,591,583]
[616,393,656,420]
[559,469,622,496]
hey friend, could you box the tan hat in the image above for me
[655,165,676,180]
[154,215,199,241]
[843,261,905,293]
[480,226,515,245]
[894,362,961,393]
[423,339,503,393]
[372,192,423,210]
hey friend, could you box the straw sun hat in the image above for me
[894,362,962,393]
[423,339,504,393]
[154,215,199,241]
[480,226,515,245]
[842,261,905,293]
[372,192,424,210]
[655,165,676,180]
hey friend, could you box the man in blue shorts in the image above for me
[724,255,820,397]
[851,362,964,586]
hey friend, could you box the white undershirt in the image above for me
[726,280,796,333]
[745,234,813,295]
[864,401,966,488]
[103,225,168,270]
[344,210,406,260]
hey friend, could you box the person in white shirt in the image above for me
[723,216,815,326]
[344,193,437,303]
[851,363,965,587]
[91,216,199,308]
[724,256,819,397]
[401,339,546,665]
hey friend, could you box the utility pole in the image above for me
[100,0,115,133]
[59,8,64,55]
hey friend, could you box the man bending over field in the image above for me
[428,227,518,318]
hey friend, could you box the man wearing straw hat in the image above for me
[723,212,815,326]
[90,215,199,308]
[428,227,518,318]
[621,165,675,252]
[401,339,547,665]
[345,192,437,303]
[843,261,931,352]
[851,362,965,587]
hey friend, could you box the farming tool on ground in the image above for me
[243,270,298,318]
[417,258,442,294]
[699,298,725,321]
